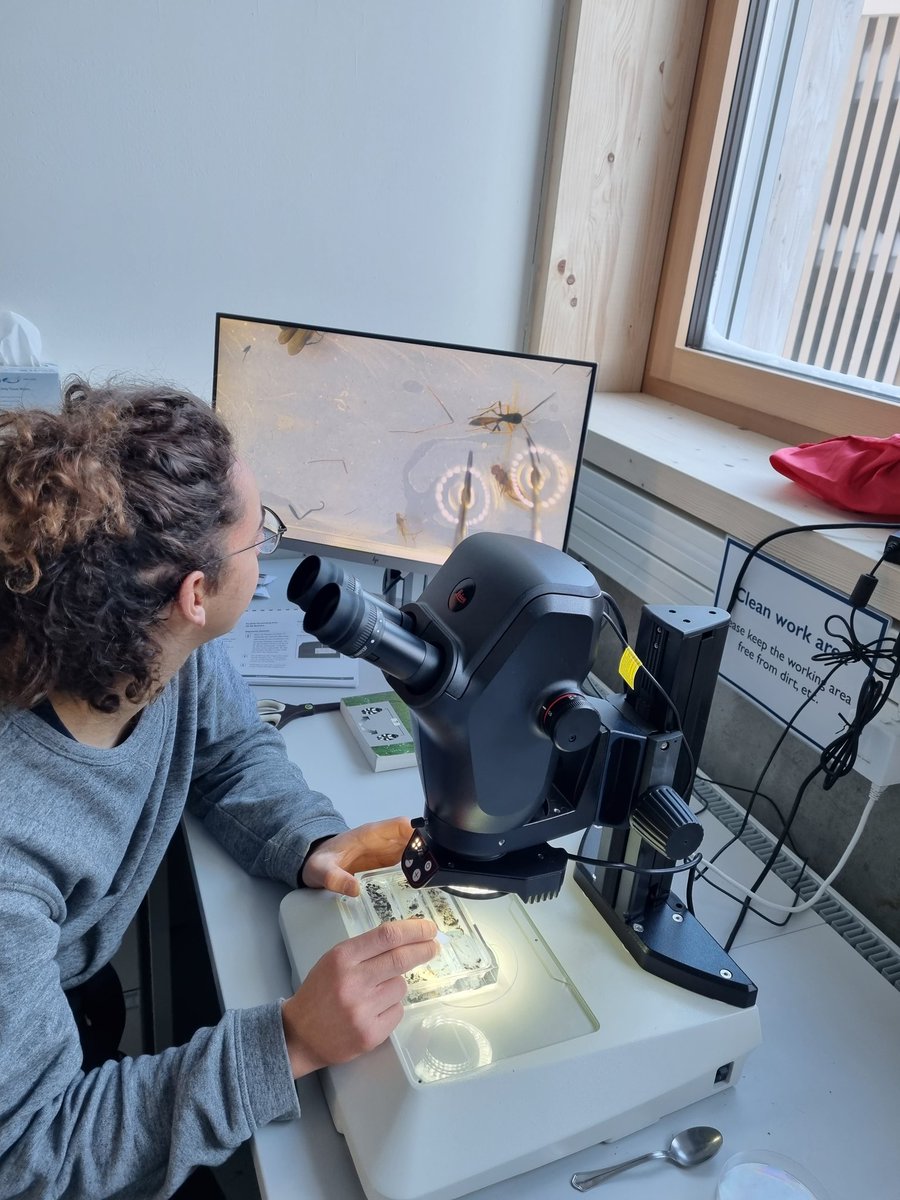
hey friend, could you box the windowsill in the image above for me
[584,393,900,621]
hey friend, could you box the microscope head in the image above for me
[294,532,608,901]
[387,533,606,897]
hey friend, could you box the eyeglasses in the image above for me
[200,505,287,569]
[253,505,287,557]
[235,504,287,559]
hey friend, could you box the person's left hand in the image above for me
[302,817,414,896]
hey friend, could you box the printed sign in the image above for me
[714,538,889,751]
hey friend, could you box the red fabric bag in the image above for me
[770,433,900,517]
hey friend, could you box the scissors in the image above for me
[257,698,340,730]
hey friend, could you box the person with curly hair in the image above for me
[0,378,437,1198]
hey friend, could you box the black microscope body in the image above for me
[290,532,756,1008]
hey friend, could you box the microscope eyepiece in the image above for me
[302,582,377,657]
[288,555,408,626]
[291,561,443,692]
[286,555,336,610]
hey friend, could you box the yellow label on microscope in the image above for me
[618,647,643,688]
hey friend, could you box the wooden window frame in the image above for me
[644,0,900,445]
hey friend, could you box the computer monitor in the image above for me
[212,313,596,574]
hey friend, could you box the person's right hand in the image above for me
[281,917,438,1079]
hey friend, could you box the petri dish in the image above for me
[717,1151,831,1200]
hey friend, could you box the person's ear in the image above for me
[173,570,209,630]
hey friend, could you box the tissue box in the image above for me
[0,367,61,411]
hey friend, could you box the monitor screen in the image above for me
[212,313,596,573]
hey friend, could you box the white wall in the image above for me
[2,1,562,400]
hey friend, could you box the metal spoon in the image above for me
[570,1126,724,1191]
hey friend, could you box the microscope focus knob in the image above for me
[630,785,703,860]
[541,692,602,752]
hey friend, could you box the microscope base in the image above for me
[573,865,758,1007]
[280,873,762,1200]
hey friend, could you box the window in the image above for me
[646,0,900,442]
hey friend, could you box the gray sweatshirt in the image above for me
[0,638,348,1197]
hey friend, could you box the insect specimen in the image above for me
[396,512,421,545]
[490,463,521,505]
[468,391,555,434]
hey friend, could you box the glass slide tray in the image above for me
[340,868,498,1004]
[338,868,599,1085]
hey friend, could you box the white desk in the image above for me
[184,678,900,1200]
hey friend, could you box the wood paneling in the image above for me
[530,0,706,390]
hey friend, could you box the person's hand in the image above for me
[301,817,414,896]
[281,917,437,1078]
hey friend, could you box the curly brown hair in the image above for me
[0,377,240,712]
